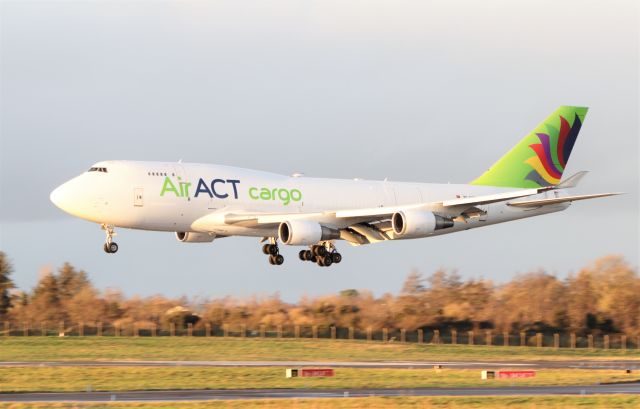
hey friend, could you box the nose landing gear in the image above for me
[102,224,119,254]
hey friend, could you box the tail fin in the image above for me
[470,106,588,188]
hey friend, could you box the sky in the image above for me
[0,0,638,302]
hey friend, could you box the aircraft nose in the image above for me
[50,182,71,212]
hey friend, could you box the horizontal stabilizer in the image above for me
[507,192,622,207]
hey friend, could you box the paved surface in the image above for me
[1,384,640,402]
[1,359,639,369]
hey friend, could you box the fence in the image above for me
[1,321,638,350]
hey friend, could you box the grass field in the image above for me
[2,338,639,407]
[1,337,639,362]
[1,396,640,409]
[1,367,638,392]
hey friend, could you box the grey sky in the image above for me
[1,0,638,301]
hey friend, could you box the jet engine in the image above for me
[278,220,340,245]
[391,210,454,239]
[175,232,216,243]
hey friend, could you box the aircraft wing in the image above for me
[191,186,558,244]
[191,178,621,245]
[195,187,547,228]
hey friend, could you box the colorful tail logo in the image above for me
[524,114,582,186]
[470,106,587,189]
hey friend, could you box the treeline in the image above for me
[0,251,638,336]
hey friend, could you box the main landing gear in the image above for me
[262,239,284,265]
[260,239,342,267]
[102,224,119,254]
[298,243,342,267]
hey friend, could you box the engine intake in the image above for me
[175,232,216,243]
[391,210,454,239]
[278,220,340,245]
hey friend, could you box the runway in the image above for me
[2,384,640,402]
[1,359,639,370]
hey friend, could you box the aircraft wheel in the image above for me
[331,253,342,264]
[268,255,276,265]
[275,254,285,265]
[103,243,111,253]
[298,250,306,261]
[108,242,119,253]
[310,255,317,263]
[262,244,271,255]
[322,255,333,267]
[268,244,279,256]
[313,245,327,257]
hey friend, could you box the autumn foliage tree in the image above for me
[0,251,15,320]
[2,253,639,338]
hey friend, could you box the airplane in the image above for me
[50,106,620,267]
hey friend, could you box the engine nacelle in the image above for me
[278,220,340,245]
[391,210,454,239]
[175,232,216,243]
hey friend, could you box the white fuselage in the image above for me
[50,160,570,242]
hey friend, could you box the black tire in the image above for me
[316,257,324,266]
[275,254,284,265]
[310,256,317,263]
[103,243,111,253]
[304,250,313,261]
[331,253,342,264]
[298,250,306,261]
[268,244,279,256]
[268,255,276,265]
[262,244,271,255]
[314,246,327,257]
[108,242,118,253]
[322,255,333,267]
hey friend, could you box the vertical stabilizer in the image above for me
[471,106,588,188]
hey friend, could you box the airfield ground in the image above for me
[2,366,640,392]
[1,337,639,407]
[1,396,640,408]
[1,337,638,362]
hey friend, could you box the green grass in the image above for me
[0,367,638,392]
[1,337,638,362]
[1,396,640,408]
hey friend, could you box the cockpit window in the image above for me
[88,167,108,173]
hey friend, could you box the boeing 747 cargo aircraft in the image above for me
[50,106,620,266]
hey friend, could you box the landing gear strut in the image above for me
[261,238,284,265]
[299,242,342,267]
[102,224,118,254]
